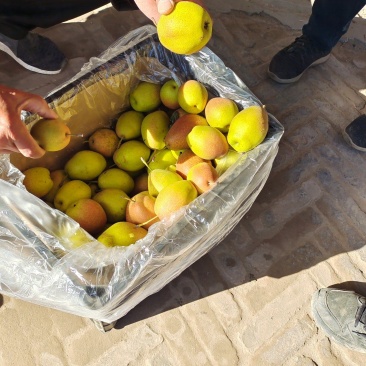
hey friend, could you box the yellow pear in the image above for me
[93,188,129,223]
[88,128,119,158]
[154,180,198,220]
[205,97,239,133]
[157,1,213,55]
[175,149,209,179]
[30,118,71,152]
[129,82,161,113]
[160,79,180,109]
[164,113,208,150]
[227,105,269,153]
[43,169,70,203]
[54,180,92,212]
[187,162,219,194]
[65,150,107,181]
[115,110,144,141]
[65,198,107,236]
[187,125,229,160]
[148,149,178,171]
[148,169,183,197]
[113,140,151,172]
[97,221,148,247]
[126,191,160,229]
[214,150,243,176]
[97,168,134,194]
[23,167,53,198]
[177,80,208,114]
[141,110,170,150]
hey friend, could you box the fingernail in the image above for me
[158,0,175,14]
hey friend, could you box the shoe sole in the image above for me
[267,54,331,84]
[0,42,65,75]
[342,128,366,152]
[311,290,366,354]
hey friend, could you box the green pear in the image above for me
[187,162,219,194]
[187,125,229,160]
[88,128,120,158]
[154,180,198,219]
[65,198,107,236]
[93,188,129,223]
[30,118,71,152]
[164,113,208,150]
[148,149,179,171]
[65,150,107,181]
[113,140,151,172]
[115,110,144,141]
[214,149,243,176]
[141,110,170,150]
[97,168,134,194]
[54,180,92,212]
[160,79,180,110]
[126,191,160,229]
[205,97,239,133]
[97,221,148,247]
[23,167,53,198]
[148,169,183,197]
[43,169,70,203]
[227,105,269,153]
[129,82,161,113]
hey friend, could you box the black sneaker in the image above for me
[343,115,366,152]
[268,35,331,84]
[0,32,67,74]
[312,288,366,353]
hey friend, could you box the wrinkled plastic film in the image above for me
[0,25,284,322]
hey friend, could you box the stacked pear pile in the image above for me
[22,79,269,247]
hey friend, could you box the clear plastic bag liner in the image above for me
[0,25,284,322]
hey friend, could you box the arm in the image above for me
[0,84,58,158]
[134,0,205,23]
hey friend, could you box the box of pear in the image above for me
[2,25,284,322]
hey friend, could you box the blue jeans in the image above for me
[303,0,366,51]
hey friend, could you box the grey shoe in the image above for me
[342,115,366,152]
[312,288,366,353]
[0,32,66,74]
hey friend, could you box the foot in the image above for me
[312,288,366,353]
[268,35,331,84]
[0,32,67,74]
[342,115,366,152]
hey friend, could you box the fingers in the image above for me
[20,95,58,120]
[157,0,175,14]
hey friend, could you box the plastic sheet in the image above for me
[0,25,284,322]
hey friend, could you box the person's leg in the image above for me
[312,288,366,352]
[268,0,366,83]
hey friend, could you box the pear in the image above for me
[187,162,219,194]
[30,118,71,152]
[65,150,107,181]
[129,81,161,113]
[43,169,70,203]
[160,79,180,109]
[164,113,208,150]
[154,180,198,219]
[141,110,170,150]
[175,149,209,179]
[66,198,107,236]
[97,221,148,247]
[214,149,243,176]
[148,149,179,171]
[23,167,53,198]
[177,80,208,114]
[205,97,239,133]
[113,140,151,172]
[93,188,129,223]
[54,180,92,212]
[148,169,183,197]
[227,105,269,153]
[187,125,229,160]
[88,128,119,158]
[131,172,149,196]
[126,191,160,229]
[115,110,144,141]
[97,168,134,195]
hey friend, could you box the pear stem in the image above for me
[66,133,84,138]
[135,215,158,227]
[140,157,151,172]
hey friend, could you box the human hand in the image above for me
[0,85,58,158]
[134,0,205,24]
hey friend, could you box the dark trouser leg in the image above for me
[0,0,138,40]
[303,0,366,51]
